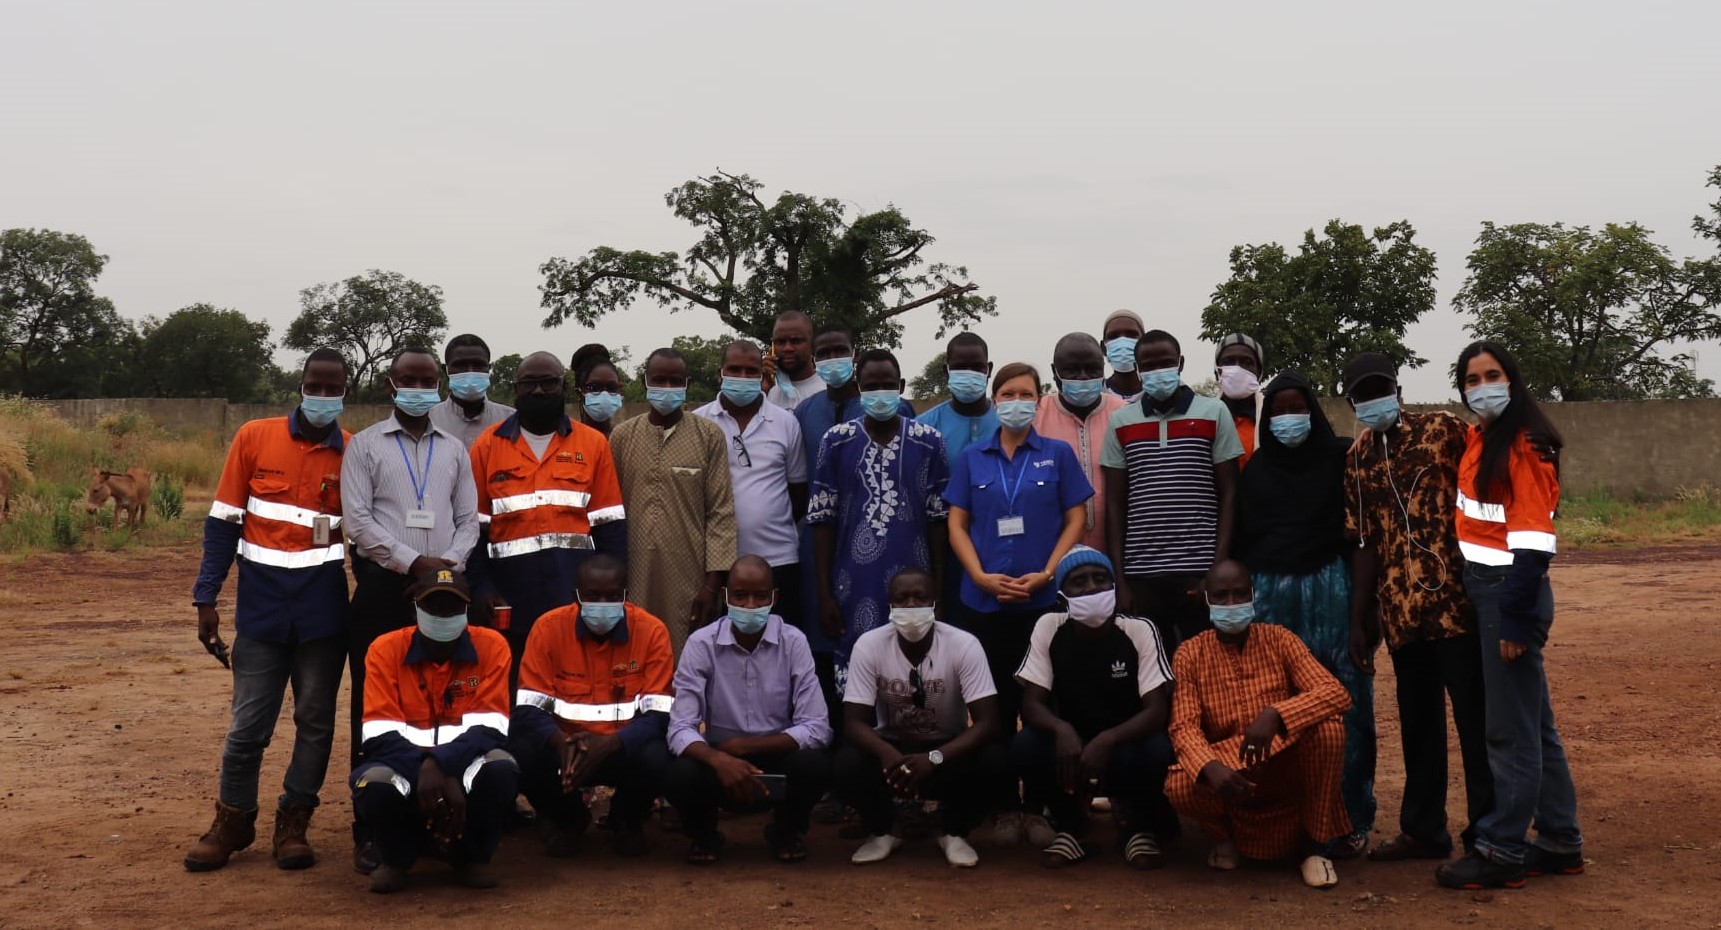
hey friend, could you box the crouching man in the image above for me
[352,570,518,894]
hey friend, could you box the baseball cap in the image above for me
[1214,333,1264,367]
[408,568,471,604]
[1342,352,1398,395]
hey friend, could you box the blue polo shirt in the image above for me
[944,429,1093,613]
[916,400,1001,465]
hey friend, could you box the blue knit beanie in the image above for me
[1054,545,1114,594]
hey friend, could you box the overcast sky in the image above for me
[5,0,1719,401]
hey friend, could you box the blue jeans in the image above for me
[1465,564,1583,863]
[218,635,346,810]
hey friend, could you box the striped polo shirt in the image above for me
[1099,386,1243,576]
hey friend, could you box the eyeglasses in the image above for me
[909,667,926,709]
[732,434,752,468]
[516,377,564,393]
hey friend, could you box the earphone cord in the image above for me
[1354,433,1449,594]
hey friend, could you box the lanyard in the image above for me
[394,433,436,507]
[997,449,1032,516]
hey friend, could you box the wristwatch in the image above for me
[927,749,944,766]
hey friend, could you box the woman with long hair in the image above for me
[571,343,624,436]
[1436,340,1583,891]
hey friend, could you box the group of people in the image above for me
[184,308,1584,896]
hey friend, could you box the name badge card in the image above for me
[997,515,1025,537]
[405,509,436,529]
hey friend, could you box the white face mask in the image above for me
[1064,589,1116,628]
[1218,365,1260,400]
[889,606,936,642]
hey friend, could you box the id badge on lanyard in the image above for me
[996,455,1030,537]
[396,433,438,530]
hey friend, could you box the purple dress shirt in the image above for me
[667,614,832,755]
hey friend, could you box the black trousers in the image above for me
[1390,631,1495,850]
[1126,574,1206,656]
[962,604,1042,811]
[1011,728,1174,838]
[662,747,833,839]
[513,733,672,832]
[352,755,518,869]
[348,557,416,769]
[833,739,1009,839]
[771,563,805,632]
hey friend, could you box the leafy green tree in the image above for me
[909,352,950,403]
[1200,220,1436,396]
[131,304,277,402]
[283,270,447,400]
[626,334,732,405]
[539,171,996,349]
[488,352,522,403]
[1457,168,1721,400]
[0,229,124,394]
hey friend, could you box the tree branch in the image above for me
[872,282,979,322]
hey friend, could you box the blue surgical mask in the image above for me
[1209,600,1255,635]
[392,385,442,417]
[727,598,773,636]
[646,386,686,415]
[415,606,468,643]
[947,369,989,404]
[582,391,623,422]
[578,597,626,635]
[996,399,1037,430]
[1270,413,1312,448]
[861,389,901,422]
[448,372,490,402]
[816,356,855,388]
[1105,337,1138,373]
[1141,367,1182,401]
[721,376,763,407]
[1466,383,1511,421]
[1058,377,1103,407]
[1353,395,1400,431]
[299,393,343,427]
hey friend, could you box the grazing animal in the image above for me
[86,467,151,530]
[0,468,11,522]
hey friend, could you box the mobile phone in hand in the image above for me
[757,773,787,802]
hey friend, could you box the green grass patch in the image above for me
[1557,486,1721,549]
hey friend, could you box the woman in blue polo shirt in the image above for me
[946,361,1092,845]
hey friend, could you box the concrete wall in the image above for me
[28,396,1721,498]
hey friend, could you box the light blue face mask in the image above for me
[299,393,344,427]
[1466,383,1512,421]
[1352,394,1400,431]
[1105,337,1138,373]
[1141,367,1182,401]
[448,372,490,401]
[415,606,468,643]
[726,596,773,636]
[646,386,687,415]
[583,391,624,422]
[721,376,763,407]
[861,389,901,422]
[392,385,442,417]
[816,356,855,388]
[947,369,989,404]
[1270,413,1312,448]
[1208,600,1255,635]
[1058,377,1104,407]
[996,399,1037,430]
[579,597,626,635]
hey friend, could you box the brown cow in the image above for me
[86,467,151,530]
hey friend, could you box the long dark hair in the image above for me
[1455,340,1563,500]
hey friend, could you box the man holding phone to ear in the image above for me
[663,555,832,864]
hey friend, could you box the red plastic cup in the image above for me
[492,606,513,631]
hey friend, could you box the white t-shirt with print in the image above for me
[843,621,996,743]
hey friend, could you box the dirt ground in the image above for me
[0,545,1717,929]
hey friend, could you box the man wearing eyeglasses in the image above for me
[695,340,810,634]
[466,352,628,674]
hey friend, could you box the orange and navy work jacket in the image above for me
[352,625,513,792]
[1236,414,1257,469]
[194,412,350,643]
[513,603,675,755]
[466,414,628,635]
[1455,428,1560,567]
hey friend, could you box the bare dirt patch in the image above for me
[0,546,1717,928]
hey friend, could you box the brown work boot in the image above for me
[271,802,317,870]
[184,801,258,872]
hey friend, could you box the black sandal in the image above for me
[1124,832,1164,870]
[685,831,725,865]
[764,823,807,863]
[1041,832,1088,869]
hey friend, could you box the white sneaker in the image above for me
[1023,813,1056,849]
[989,811,1024,847]
[936,834,980,868]
[1090,796,1113,813]
[850,834,903,865]
[1300,854,1339,889]
[1208,840,1241,871]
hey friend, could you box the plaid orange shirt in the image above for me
[1169,624,1350,775]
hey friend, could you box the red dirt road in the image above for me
[0,546,1717,929]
